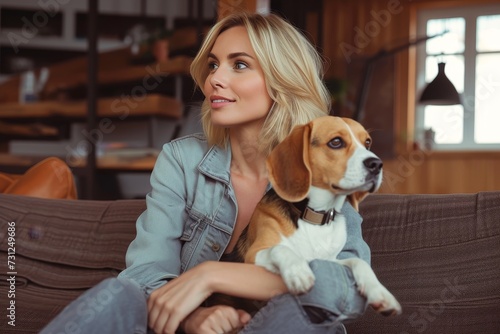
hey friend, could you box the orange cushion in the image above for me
[0,173,16,192]
[3,157,77,199]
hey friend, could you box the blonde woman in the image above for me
[42,12,368,334]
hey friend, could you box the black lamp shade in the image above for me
[419,62,461,105]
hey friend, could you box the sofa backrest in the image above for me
[348,191,500,333]
[0,194,145,289]
[1,192,499,333]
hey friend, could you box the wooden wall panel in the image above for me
[379,152,500,194]
[322,0,412,78]
[321,0,500,194]
[218,0,258,19]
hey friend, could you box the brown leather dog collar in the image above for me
[292,200,336,225]
[302,207,336,225]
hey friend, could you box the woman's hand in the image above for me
[148,261,216,334]
[181,306,251,334]
[147,260,286,333]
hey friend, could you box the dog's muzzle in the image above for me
[363,157,383,192]
[363,157,383,176]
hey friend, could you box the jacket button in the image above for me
[211,243,221,252]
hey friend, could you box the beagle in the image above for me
[237,115,402,316]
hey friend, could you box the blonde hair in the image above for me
[190,12,331,155]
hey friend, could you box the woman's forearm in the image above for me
[203,261,288,301]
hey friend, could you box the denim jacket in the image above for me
[119,133,370,295]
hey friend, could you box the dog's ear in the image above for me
[347,191,369,211]
[267,123,312,202]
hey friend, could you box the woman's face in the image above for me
[204,26,273,129]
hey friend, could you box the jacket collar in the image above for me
[198,144,232,185]
[197,142,272,192]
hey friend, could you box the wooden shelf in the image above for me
[0,31,128,52]
[0,94,182,120]
[0,121,59,138]
[72,154,158,171]
[43,56,193,97]
[0,152,158,173]
[0,153,43,170]
[0,47,136,104]
[0,2,206,199]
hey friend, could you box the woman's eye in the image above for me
[208,62,218,71]
[234,61,248,70]
[328,137,344,149]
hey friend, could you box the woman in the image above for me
[41,12,368,334]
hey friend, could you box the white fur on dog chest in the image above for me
[280,213,347,262]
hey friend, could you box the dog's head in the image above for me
[266,116,383,210]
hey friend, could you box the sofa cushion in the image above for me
[0,194,146,333]
[1,157,77,199]
[0,194,145,289]
[346,192,500,334]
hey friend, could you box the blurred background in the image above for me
[0,0,499,199]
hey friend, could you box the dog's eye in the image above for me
[328,137,344,149]
[365,138,372,150]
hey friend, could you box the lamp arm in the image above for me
[353,31,448,121]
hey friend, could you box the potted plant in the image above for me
[146,26,174,62]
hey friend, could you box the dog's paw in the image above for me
[281,263,316,294]
[259,262,280,275]
[362,284,402,316]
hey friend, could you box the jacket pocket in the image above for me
[179,210,206,273]
[180,216,202,242]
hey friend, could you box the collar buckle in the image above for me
[322,209,335,225]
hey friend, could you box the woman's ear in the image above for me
[266,123,312,202]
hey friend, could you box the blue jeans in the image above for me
[41,260,367,334]
[40,277,148,334]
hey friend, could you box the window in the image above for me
[416,4,500,150]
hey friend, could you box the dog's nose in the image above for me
[363,157,383,174]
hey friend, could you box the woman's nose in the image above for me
[209,67,228,88]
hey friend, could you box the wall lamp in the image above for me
[419,61,461,105]
[353,30,456,121]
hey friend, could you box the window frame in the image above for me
[415,3,500,151]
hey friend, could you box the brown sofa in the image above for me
[1,191,499,333]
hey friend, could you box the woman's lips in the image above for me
[210,98,235,109]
